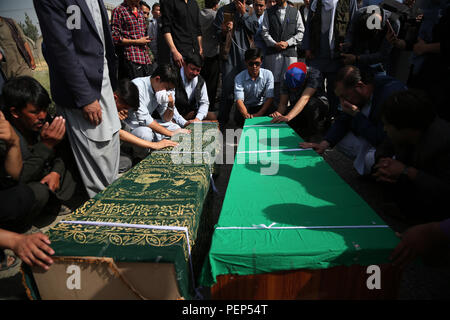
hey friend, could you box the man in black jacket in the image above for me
[300,65,406,175]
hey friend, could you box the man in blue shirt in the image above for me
[234,48,275,127]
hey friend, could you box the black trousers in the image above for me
[0,184,35,230]
[122,59,152,80]
[322,72,340,119]
[200,55,220,112]
[0,182,61,233]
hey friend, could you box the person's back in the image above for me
[344,6,400,74]
[0,17,35,79]
[200,4,219,59]
[200,0,221,108]
[375,90,450,224]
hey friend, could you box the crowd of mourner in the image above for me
[0,0,449,283]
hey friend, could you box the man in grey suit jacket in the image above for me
[34,0,121,198]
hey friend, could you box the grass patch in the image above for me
[32,64,56,115]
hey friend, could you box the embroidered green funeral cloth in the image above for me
[199,117,399,286]
[46,122,220,298]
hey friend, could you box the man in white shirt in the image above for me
[175,53,217,123]
[125,64,189,157]
[261,0,304,106]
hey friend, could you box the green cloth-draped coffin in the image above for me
[199,117,399,286]
[46,122,220,298]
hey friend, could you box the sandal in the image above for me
[58,204,72,216]
[0,250,20,273]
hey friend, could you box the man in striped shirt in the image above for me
[111,0,153,79]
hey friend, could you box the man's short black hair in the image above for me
[116,78,139,111]
[381,89,436,131]
[244,47,263,62]
[152,2,160,10]
[184,52,204,68]
[140,1,151,10]
[336,65,375,88]
[151,64,179,86]
[2,76,51,118]
[205,0,219,9]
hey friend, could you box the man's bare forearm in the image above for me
[149,120,173,137]
[164,33,178,53]
[119,129,161,149]
[236,100,249,116]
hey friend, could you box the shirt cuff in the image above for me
[286,38,296,47]
[138,115,154,126]
[178,117,188,127]
[267,38,277,47]
[196,107,207,121]
[234,92,245,102]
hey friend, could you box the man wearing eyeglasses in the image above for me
[234,48,274,127]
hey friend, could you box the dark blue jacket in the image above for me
[34,0,117,109]
[324,75,407,147]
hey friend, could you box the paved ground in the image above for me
[1,109,449,300]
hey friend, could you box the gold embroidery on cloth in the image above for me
[47,123,220,262]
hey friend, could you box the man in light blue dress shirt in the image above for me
[234,48,275,127]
